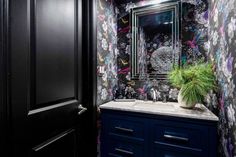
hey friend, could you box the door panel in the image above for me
[28,100,78,147]
[35,0,76,106]
[10,0,82,156]
[31,129,76,157]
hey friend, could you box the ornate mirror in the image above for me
[131,1,181,79]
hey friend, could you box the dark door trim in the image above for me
[0,0,9,156]
[79,0,97,156]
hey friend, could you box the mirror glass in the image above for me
[131,1,181,79]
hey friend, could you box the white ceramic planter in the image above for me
[178,88,196,109]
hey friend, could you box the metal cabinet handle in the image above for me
[115,126,134,133]
[78,104,87,115]
[115,148,134,155]
[164,134,189,142]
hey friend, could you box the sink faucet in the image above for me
[150,88,158,102]
[162,93,167,103]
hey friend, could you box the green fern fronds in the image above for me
[168,62,216,105]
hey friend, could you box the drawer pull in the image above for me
[115,127,134,133]
[115,148,134,155]
[164,134,189,142]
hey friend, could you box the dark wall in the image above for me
[97,0,118,105]
[115,0,209,101]
[209,0,236,156]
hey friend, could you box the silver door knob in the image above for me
[78,104,87,115]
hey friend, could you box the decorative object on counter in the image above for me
[168,62,216,109]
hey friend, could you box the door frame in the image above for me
[0,0,9,156]
[80,0,98,156]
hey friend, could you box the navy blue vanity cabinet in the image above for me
[101,111,149,157]
[151,119,213,157]
[100,109,218,157]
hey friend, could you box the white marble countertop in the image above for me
[99,100,219,122]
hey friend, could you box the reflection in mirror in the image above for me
[131,1,181,80]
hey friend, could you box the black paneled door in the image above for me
[9,0,86,156]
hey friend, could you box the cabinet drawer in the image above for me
[105,115,145,140]
[151,120,208,151]
[105,138,145,157]
[152,144,203,157]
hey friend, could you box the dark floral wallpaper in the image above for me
[114,0,209,101]
[208,0,236,156]
[97,0,119,105]
[182,0,209,64]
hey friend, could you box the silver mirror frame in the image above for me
[131,1,181,80]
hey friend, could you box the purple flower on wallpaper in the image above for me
[137,87,145,95]
[118,26,130,33]
[227,138,234,157]
[220,95,225,112]
[204,41,210,51]
[226,54,234,73]
[203,10,208,20]
[196,11,209,26]
[186,39,197,49]
[219,25,225,37]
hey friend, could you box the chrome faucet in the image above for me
[150,88,158,102]
[162,93,167,103]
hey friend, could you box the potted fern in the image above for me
[168,62,216,109]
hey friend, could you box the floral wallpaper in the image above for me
[114,0,209,101]
[208,0,236,156]
[97,0,119,105]
[182,0,209,64]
